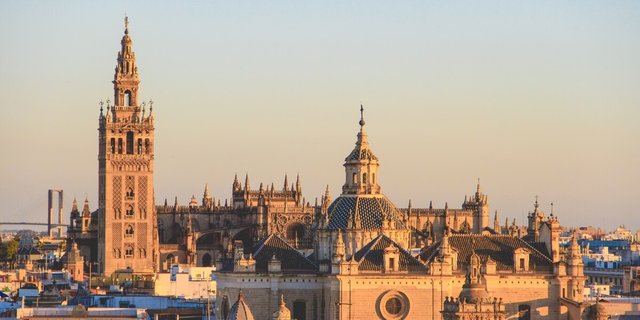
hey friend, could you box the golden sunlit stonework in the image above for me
[66,19,601,320]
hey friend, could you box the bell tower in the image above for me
[98,17,158,275]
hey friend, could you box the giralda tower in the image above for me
[98,17,158,275]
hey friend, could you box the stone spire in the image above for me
[494,210,500,233]
[324,185,331,204]
[202,184,213,208]
[283,174,289,192]
[71,198,79,213]
[233,174,241,192]
[342,105,381,195]
[333,230,345,262]
[244,173,250,192]
[82,197,91,217]
[113,15,140,108]
[203,183,210,198]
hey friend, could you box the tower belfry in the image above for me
[98,17,158,275]
[341,105,381,195]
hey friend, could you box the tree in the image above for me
[0,239,19,261]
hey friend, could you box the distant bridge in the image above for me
[0,222,68,227]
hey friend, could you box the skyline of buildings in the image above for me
[0,4,639,318]
[1,2,639,231]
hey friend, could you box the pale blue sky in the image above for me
[1,1,639,231]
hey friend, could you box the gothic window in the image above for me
[362,173,367,184]
[110,138,116,154]
[137,138,142,154]
[118,138,123,154]
[125,225,134,238]
[372,173,376,184]
[126,131,134,154]
[124,90,132,106]
[145,139,150,154]
[125,205,134,218]
[352,172,357,185]
[139,248,146,258]
[125,245,134,258]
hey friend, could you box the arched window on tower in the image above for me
[125,205,134,219]
[124,90,132,106]
[110,138,116,154]
[125,225,134,238]
[118,138,123,154]
[145,139,151,154]
[126,131,134,154]
[352,173,357,185]
[372,173,376,184]
[137,138,143,154]
[362,173,367,184]
[125,245,134,258]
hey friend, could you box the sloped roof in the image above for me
[352,234,428,273]
[326,195,407,230]
[419,234,553,272]
[251,234,317,273]
[18,247,41,255]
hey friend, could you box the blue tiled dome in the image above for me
[326,195,407,230]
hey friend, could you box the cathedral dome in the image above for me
[326,195,407,230]
[459,282,489,304]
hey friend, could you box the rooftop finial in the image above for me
[359,104,365,127]
[534,195,539,210]
[124,15,129,34]
[476,177,481,193]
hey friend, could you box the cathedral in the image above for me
[66,19,599,320]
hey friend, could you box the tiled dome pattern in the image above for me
[326,195,406,230]
[345,147,378,162]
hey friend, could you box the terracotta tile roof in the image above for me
[419,235,553,272]
[251,234,317,273]
[352,234,428,273]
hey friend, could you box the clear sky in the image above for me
[1,1,639,231]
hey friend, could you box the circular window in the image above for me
[377,290,409,319]
[385,297,402,315]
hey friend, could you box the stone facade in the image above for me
[214,110,589,320]
[97,19,158,275]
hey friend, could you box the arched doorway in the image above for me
[293,300,306,320]
[202,253,212,267]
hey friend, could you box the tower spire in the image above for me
[342,105,380,195]
[359,104,365,131]
[113,16,139,109]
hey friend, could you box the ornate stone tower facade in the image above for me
[98,18,158,275]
